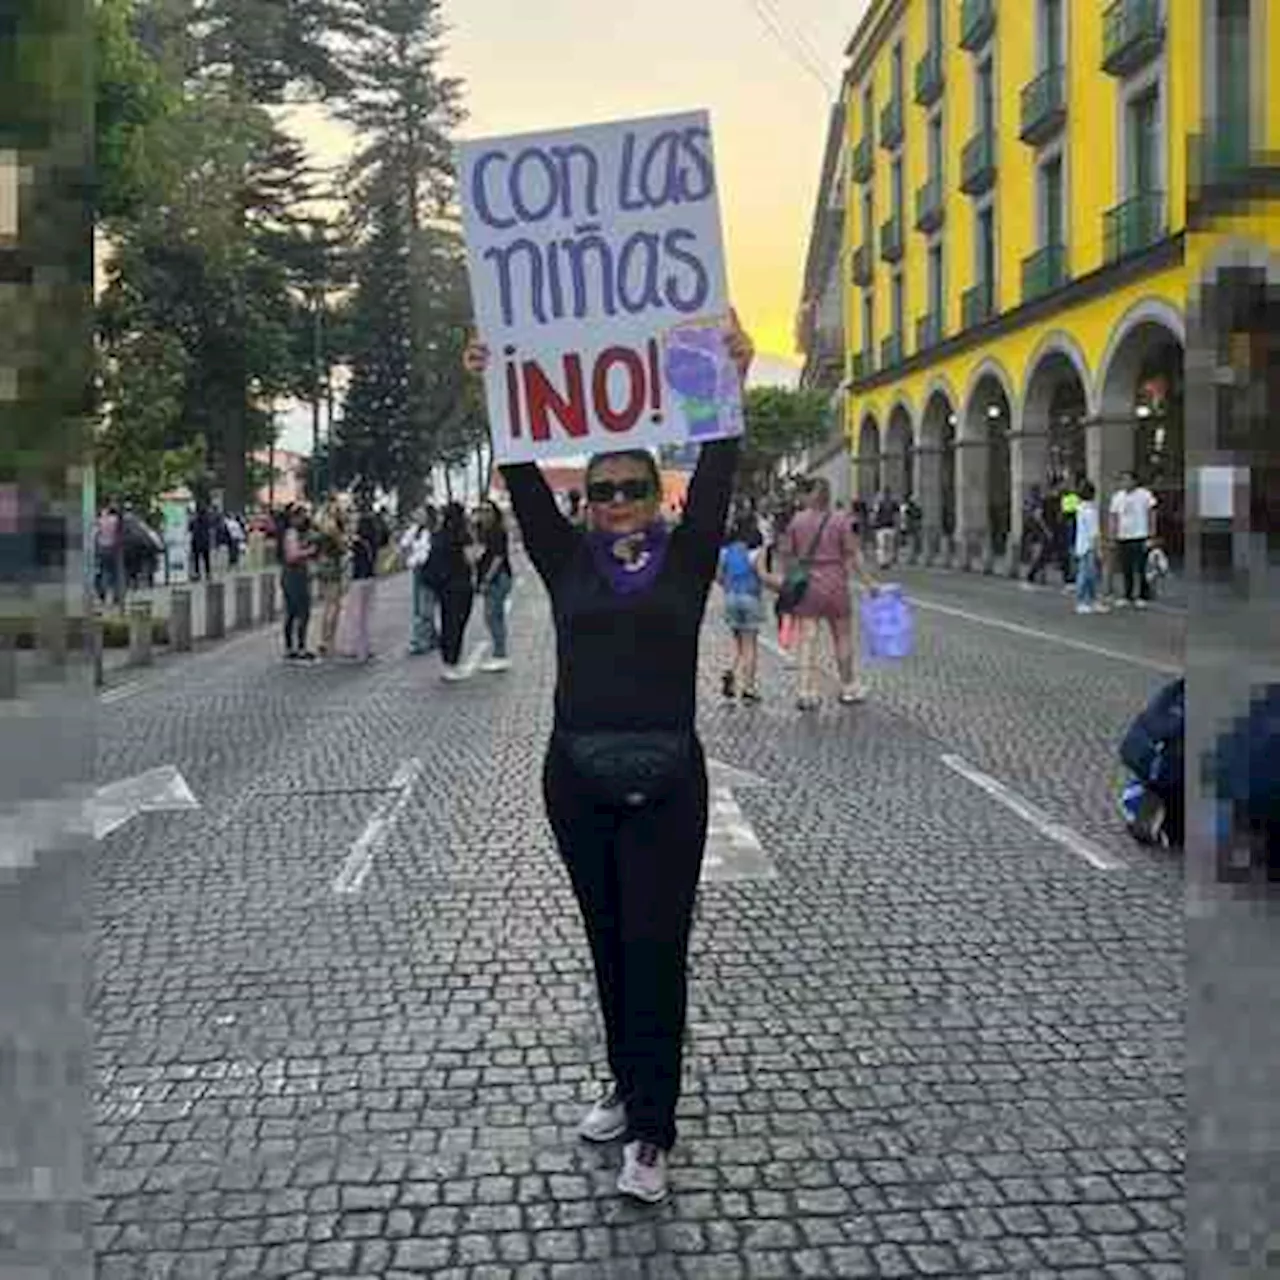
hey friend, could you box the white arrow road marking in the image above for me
[332,758,423,896]
[0,765,201,868]
[702,757,776,883]
[940,754,1125,872]
[90,765,200,840]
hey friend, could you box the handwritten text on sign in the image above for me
[459,110,742,465]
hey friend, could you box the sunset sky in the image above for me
[284,0,867,429]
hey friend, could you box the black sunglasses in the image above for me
[586,479,654,505]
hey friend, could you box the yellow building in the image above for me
[798,0,1280,572]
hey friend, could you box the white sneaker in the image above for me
[1075,603,1093,615]
[1093,603,1111,614]
[1113,598,1129,608]
[839,684,868,705]
[480,656,511,672]
[579,1087,627,1143]
[1134,599,1148,611]
[617,1140,669,1204]
[440,665,467,683]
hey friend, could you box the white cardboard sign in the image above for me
[458,109,743,465]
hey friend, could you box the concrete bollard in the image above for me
[170,588,193,653]
[234,575,254,631]
[128,600,153,667]
[258,572,276,623]
[204,580,226,641]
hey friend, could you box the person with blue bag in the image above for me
[1118,677,1185,847]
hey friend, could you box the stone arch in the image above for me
[1020,330,1097,419]
[960,364,1018,565]
[960,357,1019,442]
[1193,236,1280,286]
[918,385,957,552]
[856,412,882,501]
[1096,297,1186,416]
[883,402,914,502]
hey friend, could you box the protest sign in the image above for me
[458,110,743,466]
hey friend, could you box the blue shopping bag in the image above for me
[860,585,914,661]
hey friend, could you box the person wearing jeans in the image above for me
[400,508,439,655]
[475,500,513,671]
[280,506,315,660]
[1109,471,1157,608]
[1072,480,1107,615]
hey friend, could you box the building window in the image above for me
[928,243,944,319]
[892,42,905,103]
[1128,87,1159,194]
[863,84,874,139]
[892,157,904,221]
[1214,0,1250,150]
[977,58,995,135]
[977,206,995,293]
[928,0,943,50]
[891,271,904,338]
[928,113,943,181]
[862,188,874,245]
[1041,0,1063,70]
[862,291,875,355]
[1041,155,1064,245]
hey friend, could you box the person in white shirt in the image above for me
[1108,471,1157,608]
[1073,480,1108,615]
[400,506,439,655]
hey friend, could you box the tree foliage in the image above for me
[736,387,835,497]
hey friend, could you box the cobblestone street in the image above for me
[90,563,1190,1279]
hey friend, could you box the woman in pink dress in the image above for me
[780,479,880,709]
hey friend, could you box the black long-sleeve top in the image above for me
[501,439,740,734]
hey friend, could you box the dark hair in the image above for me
[441,502,469,543]
[585,449,661,497]
[1080,479,1096,501]
[479,499,505,532]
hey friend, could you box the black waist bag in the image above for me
[558,730,693,808]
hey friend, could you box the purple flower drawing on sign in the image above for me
[663,322,742,441]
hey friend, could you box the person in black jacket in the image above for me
[463,312,754,1205]
[433,503,476,681]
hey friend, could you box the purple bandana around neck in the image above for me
[586,522,671,596]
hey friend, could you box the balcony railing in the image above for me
[880,333,903,369]
[1019,66,1066,145]
[851,350,875,382]
[851,243,873,286]
[851,134,874,183]
[1188,130,1253,196]
[1103,191,1166,262]
[960,129,997,195]
[879,97,904,150]
[1021,243,1067,302]
[914,47,944,106]
[879,214,904,263]
[916,312,942,352]
[915,173,944,232]
[959,0,995,51]
[961,280,994,329]
[1102,0,1165,77]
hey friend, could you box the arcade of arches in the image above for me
[847,308,1186,571]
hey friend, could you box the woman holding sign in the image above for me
[464,313,752,1204]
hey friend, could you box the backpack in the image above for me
[721,542,758,595]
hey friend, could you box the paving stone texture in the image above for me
[85,561,1205,1278]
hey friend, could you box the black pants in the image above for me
[282,566,311,652]
[543,736,708,1150]
[1118,539,1151,602]
[438,580,474,666]
[191,544,211,580]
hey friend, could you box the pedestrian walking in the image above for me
[1109,470,1158,608]
[314,498,349,658]
[779,478,881,710]
[400,507,439,656]
[1059,478,1081,586]
[189,504,213,582]
[1022,485,1053,585]
[462,309,753,1205]
[1073,480,1109,615]
[280,505,316,661]
[871,489,897,569]
[224,511,246,569]
[434,502,476,682]
[718,511,766,703]
[95,504,124,607]
[342,503,384,663]
[474,500,514,672]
